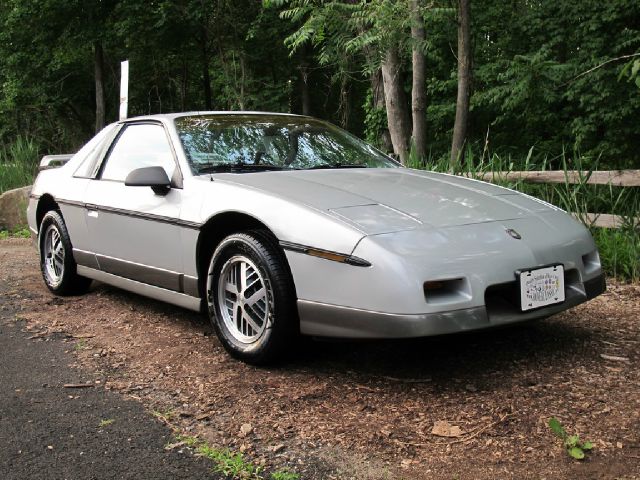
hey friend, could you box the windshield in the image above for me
[174,115,399,174]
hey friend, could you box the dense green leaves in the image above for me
[0,0,637,168]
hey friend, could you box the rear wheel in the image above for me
[206,230,297,364]
[39,210,92,295]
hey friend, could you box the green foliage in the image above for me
[98,419,115,428]
[166,432,299,480]
[152,408,176,422]
[270,471,300,480]
[591,227,640,282]
[0,136,39,194]
[173,434,200,447]
[197,445,263,479]
[0,0,638,171]
[619,55,640,88]
[0,227,31,239]
[363,88,388,147]
[548,417,594,460]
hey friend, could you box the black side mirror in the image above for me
[124,166,171,195]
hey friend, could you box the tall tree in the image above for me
[381,47,412,164]
[94,42,106,132]
[450,0,471,167]
[410,0,428,162]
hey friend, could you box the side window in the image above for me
[101,124,176,182]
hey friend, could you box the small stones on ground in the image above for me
[270,444,285,453]
[239,423,253,437]
[431,421,463,438]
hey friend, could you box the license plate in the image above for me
[519,265,565,311]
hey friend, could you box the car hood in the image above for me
[210,168,558,234]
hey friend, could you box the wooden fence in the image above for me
[469,169,640,229]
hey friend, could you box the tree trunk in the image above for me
[94,42,105,133]
[381,48,411,164]
[450,0,472,168]
[410,0,428,162]
[201,27,212,110]
[300,66,311,116]
[181,60,188,111]
[371,68,393,152]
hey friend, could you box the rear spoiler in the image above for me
[39,154,73,171]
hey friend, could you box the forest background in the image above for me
[0,0,638,278]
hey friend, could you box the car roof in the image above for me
[120,111,308,123]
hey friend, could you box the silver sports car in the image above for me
[27,112,606,363]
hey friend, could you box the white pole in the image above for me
[119,60,129,121]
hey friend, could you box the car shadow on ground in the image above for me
[292,319,599,385]
[95,283,604,392]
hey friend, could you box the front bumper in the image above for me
[298,273,606,339]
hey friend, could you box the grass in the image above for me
[152,408,176,422]
[0,227,31,240]
[591,227,639,281]
[173,433,200,447]
[413,148,639,282]
[98,419,115,428]
[197,444,263,479]
[270,471,300,480]
[0,136,39,194]
[168,434,299,480]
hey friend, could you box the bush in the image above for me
[0,136,39,194]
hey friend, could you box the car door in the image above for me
[84,121,184,292]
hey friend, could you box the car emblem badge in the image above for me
[506,228,522,240]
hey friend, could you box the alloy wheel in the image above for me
[43,224,65,286]
[213,255,271,344]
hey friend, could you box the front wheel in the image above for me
[206,230,297,364]
[39,210,92,296]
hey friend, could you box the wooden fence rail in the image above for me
[476,169,640,187]
[464,169,639,228]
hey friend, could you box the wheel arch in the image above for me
[195,211,297,300]
[36,194,60,231]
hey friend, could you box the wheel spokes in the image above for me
[43,225,65,284]
[241,309,261,334]
[215,255,270,344]
[244,286,265,308]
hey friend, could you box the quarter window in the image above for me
[101,124,176,182]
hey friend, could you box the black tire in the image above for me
[39,210,92,296]
[206,230,297,364]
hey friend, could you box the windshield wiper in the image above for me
[197,163,284,174]
[308,163,368,170]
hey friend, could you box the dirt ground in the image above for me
[2,237,639,479]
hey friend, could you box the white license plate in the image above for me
[519,265,565,311]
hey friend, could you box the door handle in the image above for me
[87,210,99,219]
